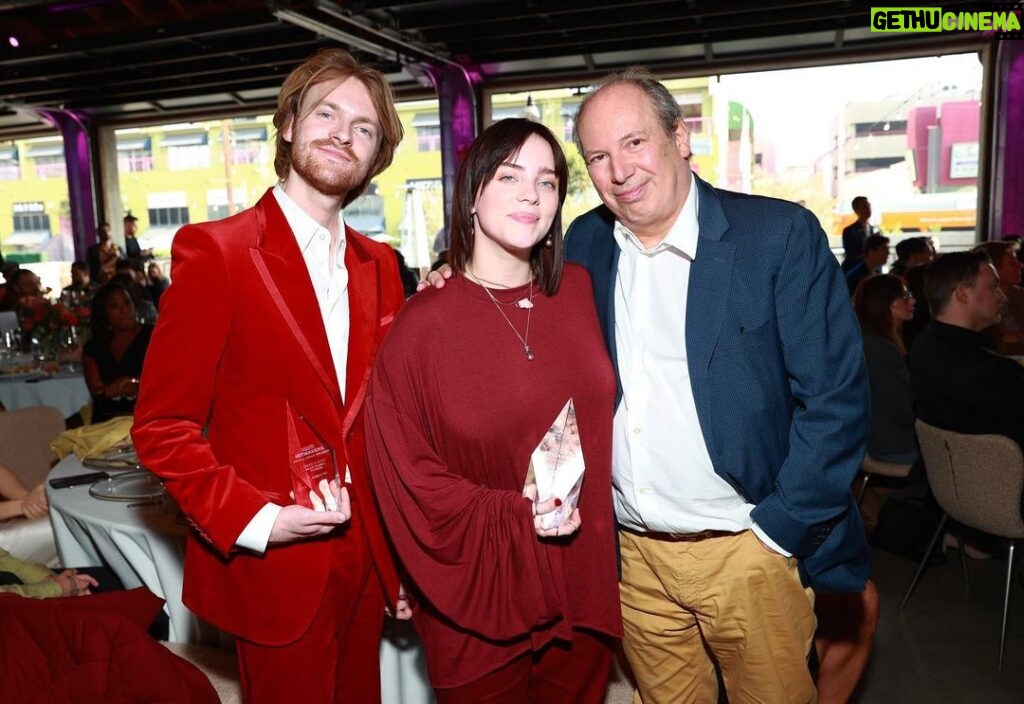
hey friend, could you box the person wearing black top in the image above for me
[854,274,919,465]
[845,234,890,296]
[841,196,879,272]
[123,211,153,270]
[82,281,153,423]
[145,262,170,309]
[910,250,1024,452]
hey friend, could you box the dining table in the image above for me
[0,369,90,418]
[46,454,201,643]
[46,454,432,701]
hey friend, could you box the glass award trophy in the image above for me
[523,398,585,530]
[286,405,341,512]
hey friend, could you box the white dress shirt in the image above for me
[610,182,787,554]
[235,184,351,552]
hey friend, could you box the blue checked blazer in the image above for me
[565,174,870,593]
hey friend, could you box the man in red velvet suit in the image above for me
[132,49,409,703]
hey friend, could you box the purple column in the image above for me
[424,64,479,250]
[996,40,1024,238]
[34,108,99,261]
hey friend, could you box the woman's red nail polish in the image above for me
[554,498,562,507]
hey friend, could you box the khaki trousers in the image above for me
[619,529,817,704]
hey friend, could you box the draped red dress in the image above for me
[365,264,622,688]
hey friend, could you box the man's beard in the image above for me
[290,138,369,198]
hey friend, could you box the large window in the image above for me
[166,145,209,170]
[33,155,66,179]
[148,206,190,228]
[118,151,153,172]
[715,55,982,252]
[679,94,705,134]
[230,126,268,165]
[206,188,248,221]
[13,210,51,232]
[117,137,153,172]
[164,133,210,170]
[485,55,983,253]
[416,124,441,152]
[0,144,19,181]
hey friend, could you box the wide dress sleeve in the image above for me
[364,317,569,643]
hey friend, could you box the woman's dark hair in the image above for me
[90,281,136,343]
[853,273,909,354]
[448,118,569,296]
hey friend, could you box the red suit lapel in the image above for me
[342,230,380,438]
[249,192,344,410]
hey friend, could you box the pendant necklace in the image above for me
[463,270,534,309]
[465,268,536,361]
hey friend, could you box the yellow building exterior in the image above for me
[0,77,720,264]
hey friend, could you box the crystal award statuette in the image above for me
[286,405,341,512]
[523,398,585,530]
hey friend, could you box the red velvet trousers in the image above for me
[235,510,386,704]
[434,630,613,704]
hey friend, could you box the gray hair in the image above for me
[572,66,683,155]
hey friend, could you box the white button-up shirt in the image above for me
[272,184,350,398]
[236,185,351,552]
[610,182,785,553]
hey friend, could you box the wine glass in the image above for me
[60,326,79,373]
[0,329,14,367]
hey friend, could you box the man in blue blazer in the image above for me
[566,68,870,703]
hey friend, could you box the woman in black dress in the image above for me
[82,281,153,423]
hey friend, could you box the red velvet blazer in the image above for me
[132,189,404,645]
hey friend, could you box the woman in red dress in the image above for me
[365,119,622,703]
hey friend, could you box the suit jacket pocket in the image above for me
[714,318,775,358]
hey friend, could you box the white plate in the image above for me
[88,470,166,501]
[82,445,141,471]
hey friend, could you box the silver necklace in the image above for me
[465,271,535,309]
[466,268,536,361]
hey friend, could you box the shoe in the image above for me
[942,532,992,560]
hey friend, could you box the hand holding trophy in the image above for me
[270,407,350,545]
[523,398,585,537]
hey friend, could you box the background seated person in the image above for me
[111,269,158,324]
[889,236,935,277]
[0,547,97,598]
[845,234,890,295]
[61,260,98,301]
[853,274,919,466]
[0,461,57,566]
[0,262,19,310]
[83,281,153,424]
[909,250,1024,511]
[145,262,169,310]
[903,261,932,351]
[86,222,121,285]
[973,240,1024,356]
[0,268,47,313]
[814,273,915,704]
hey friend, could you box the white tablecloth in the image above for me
[46,455,432,701]
[47,455,199,643]
[0,372,90,417]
